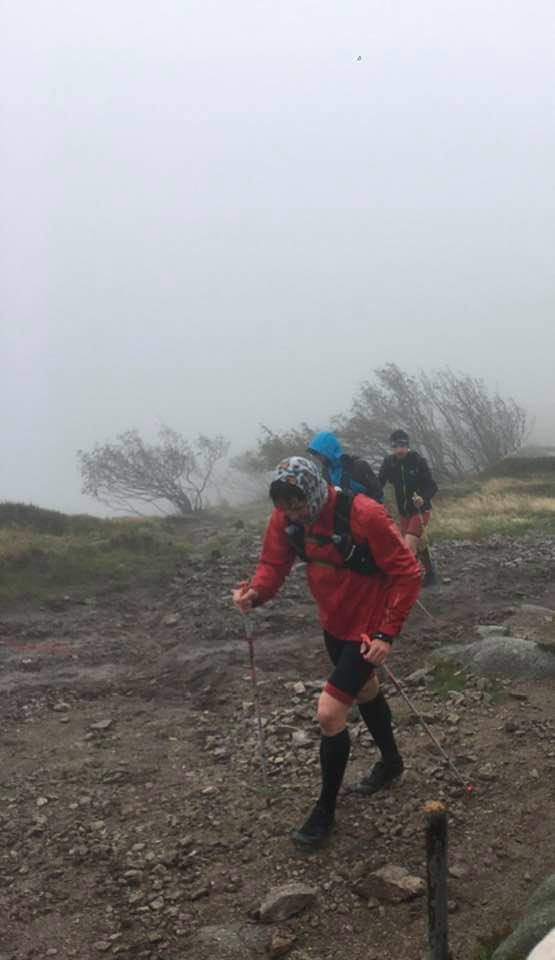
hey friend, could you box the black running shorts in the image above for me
[323,632,375,705]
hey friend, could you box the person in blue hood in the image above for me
[307,431,383,502]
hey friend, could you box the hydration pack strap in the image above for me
[285,490,380,576]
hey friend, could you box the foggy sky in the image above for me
[2,0,555,513]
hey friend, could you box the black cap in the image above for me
[390,429,409,446]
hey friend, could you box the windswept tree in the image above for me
[78,427,229,515]
[231,423,315,475]
[336,364,528,480]
[235,366,528,483]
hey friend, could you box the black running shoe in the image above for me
[291,803,335,849]
[350,757,404,796]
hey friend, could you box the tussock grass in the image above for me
[429,659,467,697]
[431,475,555,540]
[0,514,191,605]
[482,455,555,479]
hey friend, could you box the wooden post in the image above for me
[424,801,449,960]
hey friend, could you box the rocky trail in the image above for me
[1,524,554,960]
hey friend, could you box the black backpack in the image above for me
[284,490,381,577]
[339,454,383,502]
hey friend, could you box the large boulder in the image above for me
[437,637,555,680]
[492,874,555,960]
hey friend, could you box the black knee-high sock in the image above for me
[358,691,400,764]
[318,729,351,814]
[420,546,434,574]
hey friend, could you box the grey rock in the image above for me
[406,668,433,686]
[536,636,555,654]
[291,730,311,747]
[164,614,180,626]
[492,873,555,960]
[259,883,317,923]
[354,864,425,903]
[492,905,555,960]
[528,874,555,913]
[189,883,210,901]
[438,637,555,680]
[478,763,497,782]
[90,718,113,731]
[519,604,555,617]
[269,928,297,958]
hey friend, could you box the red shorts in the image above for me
[400,511,431,538]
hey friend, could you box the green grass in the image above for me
[380,460,555,540]
[430,659,467,698]
[481,455,555,479]
[0,499,268,607]
[429,472,555,540]
[430,659,507,703]
[0,514,192,605]
[0,501,106,535]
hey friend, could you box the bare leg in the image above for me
[404,532,420,555]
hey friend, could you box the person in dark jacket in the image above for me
[307,431,383,502]
[233,456,420,849]
[379,429,438,587]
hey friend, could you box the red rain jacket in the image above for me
[250,487,421,642]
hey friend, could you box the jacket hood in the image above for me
[307,431,343,467]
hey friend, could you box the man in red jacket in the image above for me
[233,457,421,849]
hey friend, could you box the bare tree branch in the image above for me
[78,428,229,515]
[234,366,528,483]
[337,365,528,480]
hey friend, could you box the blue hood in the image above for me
[307,431,343,485]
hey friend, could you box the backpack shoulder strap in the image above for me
[284,521,307,561]
[333,489,353,539]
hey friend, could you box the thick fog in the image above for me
[1,0,554,513]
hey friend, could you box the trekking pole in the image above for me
[416,597,437,623]
[383,665,474,798]
[242,615,270,800]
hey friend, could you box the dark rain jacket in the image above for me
[378,451,438,517]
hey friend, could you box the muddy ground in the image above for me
[1,521,554,960]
